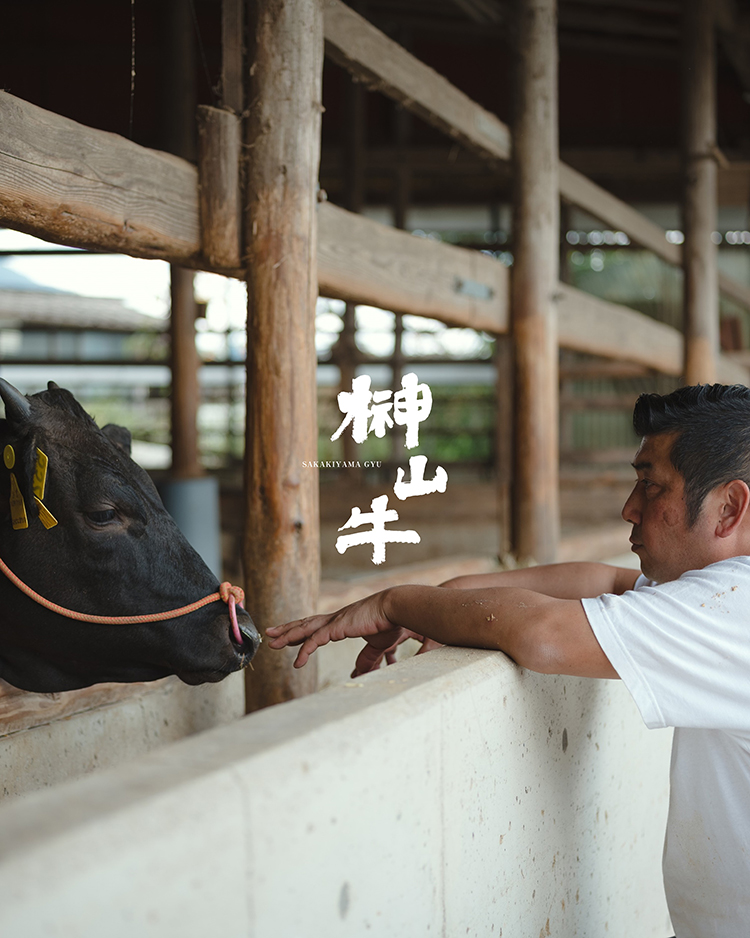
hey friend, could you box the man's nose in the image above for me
[621,486,641,524]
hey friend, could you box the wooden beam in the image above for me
[242,0,324,711]
[557,285,681,374]
[511,0,560,565]
[4,85,750,315]
[323,0,511,162]
[558,163,681,263]
[682,0,720,384]
[556,285,749,384]
[0,91,201,263]
[318,202,508,332]
[0,92,746,384]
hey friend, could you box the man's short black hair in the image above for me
[633,384,750,526]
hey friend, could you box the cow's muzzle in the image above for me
[234,610,261,661]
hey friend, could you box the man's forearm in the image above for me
[381,582,616,678]
[441,561,638,599]
[382,584,565,671]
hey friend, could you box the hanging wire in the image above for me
[189,0,219,105]
[129,0,136,138]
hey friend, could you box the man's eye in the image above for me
[86,509,117,525]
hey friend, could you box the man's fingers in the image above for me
[416,638,443,655]
[352,643,387,677]
[266,615,330,648]
[292,625,336,668]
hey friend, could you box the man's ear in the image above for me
[715,480,750,538]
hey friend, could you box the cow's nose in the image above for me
[239,615,261,657]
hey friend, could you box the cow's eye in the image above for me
[86,509,117,525]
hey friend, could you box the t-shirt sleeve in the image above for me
[581,560,750,731]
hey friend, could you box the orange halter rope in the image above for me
[0,553,246,637]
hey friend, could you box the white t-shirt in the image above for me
[582,557,750,938]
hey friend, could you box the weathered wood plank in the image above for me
[323,0,511,162]
[318,201,508,332]
[0,92,200,262]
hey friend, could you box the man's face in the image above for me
[622,432,718,583]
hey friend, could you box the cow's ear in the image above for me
[0,378,32,426]
[102,424,132,456]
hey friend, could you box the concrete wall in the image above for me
[0,647,673,937]
[0,674,244,800]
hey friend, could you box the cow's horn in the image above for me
[0,378,32,424]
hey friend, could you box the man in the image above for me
[267,384,750,936]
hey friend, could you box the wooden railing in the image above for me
[1,90,746,381]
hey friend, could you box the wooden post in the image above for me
[339,68,366,473]
[170,267,202,478]
[495,335,513,559]
[221,0,244,114]
[510,0,560,565]
[157,0,202,481]
[391,91,410,464]
[682,0,719,385]
[336,302,362,472]
[197,106,242,270]
[243,0,323,711]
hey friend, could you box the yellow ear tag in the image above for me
[33,448,49,501]
[34,496,58,530]
[9,473,28,530]
[3,445,15,470]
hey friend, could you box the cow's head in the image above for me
[0,379,260,693]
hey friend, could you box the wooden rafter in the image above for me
[322,0,750,312]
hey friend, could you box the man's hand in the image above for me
[266,591,414,675]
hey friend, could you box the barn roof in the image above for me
[1,0,749,210]
[0,289,164,333]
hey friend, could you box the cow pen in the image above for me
[1,1,749,934]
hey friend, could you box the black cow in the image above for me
[0,379,259,693]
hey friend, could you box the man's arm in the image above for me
[440,561,639,598]
[266,583,618,680]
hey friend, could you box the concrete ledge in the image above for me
[0,674,244,801]
[0,647,672,937]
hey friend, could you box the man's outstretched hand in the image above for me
[265,590,441,676]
